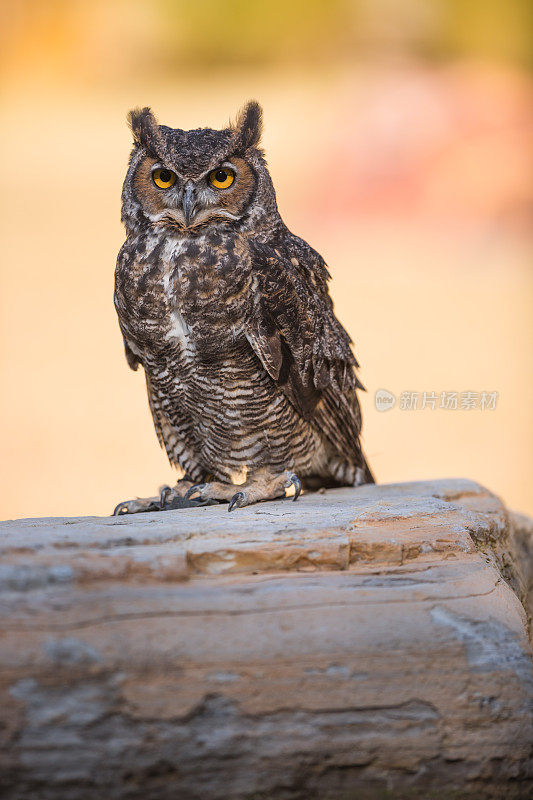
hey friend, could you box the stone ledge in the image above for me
[0,479,532,799]
[0,478,520,582]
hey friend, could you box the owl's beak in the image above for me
[182,181,197,227]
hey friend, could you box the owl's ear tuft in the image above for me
[127,107,159,148]
[232,101,263,150]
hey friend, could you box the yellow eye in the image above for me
[209,168,235,189]
[152,167,177,189]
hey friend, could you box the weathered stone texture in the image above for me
[0,479,531,799]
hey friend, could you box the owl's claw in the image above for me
[184,483,207,501]
[114,473,302,514]
[285,473,302,501]
[112,478,216,515]
[159,485,172,508]
[228,491,248,512]
[179,470,302,511]
[113,498,160,516]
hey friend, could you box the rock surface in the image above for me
[0,479,531,799]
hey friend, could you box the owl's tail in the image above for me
[361,454,376,484]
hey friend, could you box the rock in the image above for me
[0,478,531,799]
[511,511,533,641]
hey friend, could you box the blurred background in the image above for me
[1,0,532,519]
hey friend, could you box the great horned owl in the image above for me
[113,101,374,514]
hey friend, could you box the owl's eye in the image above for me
[152,167,177,189]
[209,168,235,189]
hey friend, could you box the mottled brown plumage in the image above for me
[113,101,373,514]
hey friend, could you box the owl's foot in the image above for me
[112,477,213,515]
[185,470,302,512]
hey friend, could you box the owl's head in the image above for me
[121,101,277,234]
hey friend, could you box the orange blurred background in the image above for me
[1,0,532,520]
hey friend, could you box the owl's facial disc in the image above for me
[136,156,255,231]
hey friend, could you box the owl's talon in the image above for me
[184,483,206,501]
[111,477,207,516]
[159,485,172,508]
[286,473,302,501]
[112,498,160,515]
[228,491,248,512]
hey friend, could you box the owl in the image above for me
[113,101,374,514]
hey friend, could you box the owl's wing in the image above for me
[246,229,370,471]
[122,337,140,371]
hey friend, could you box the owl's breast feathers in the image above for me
[115,229,252,360]
[114,224,368,469]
